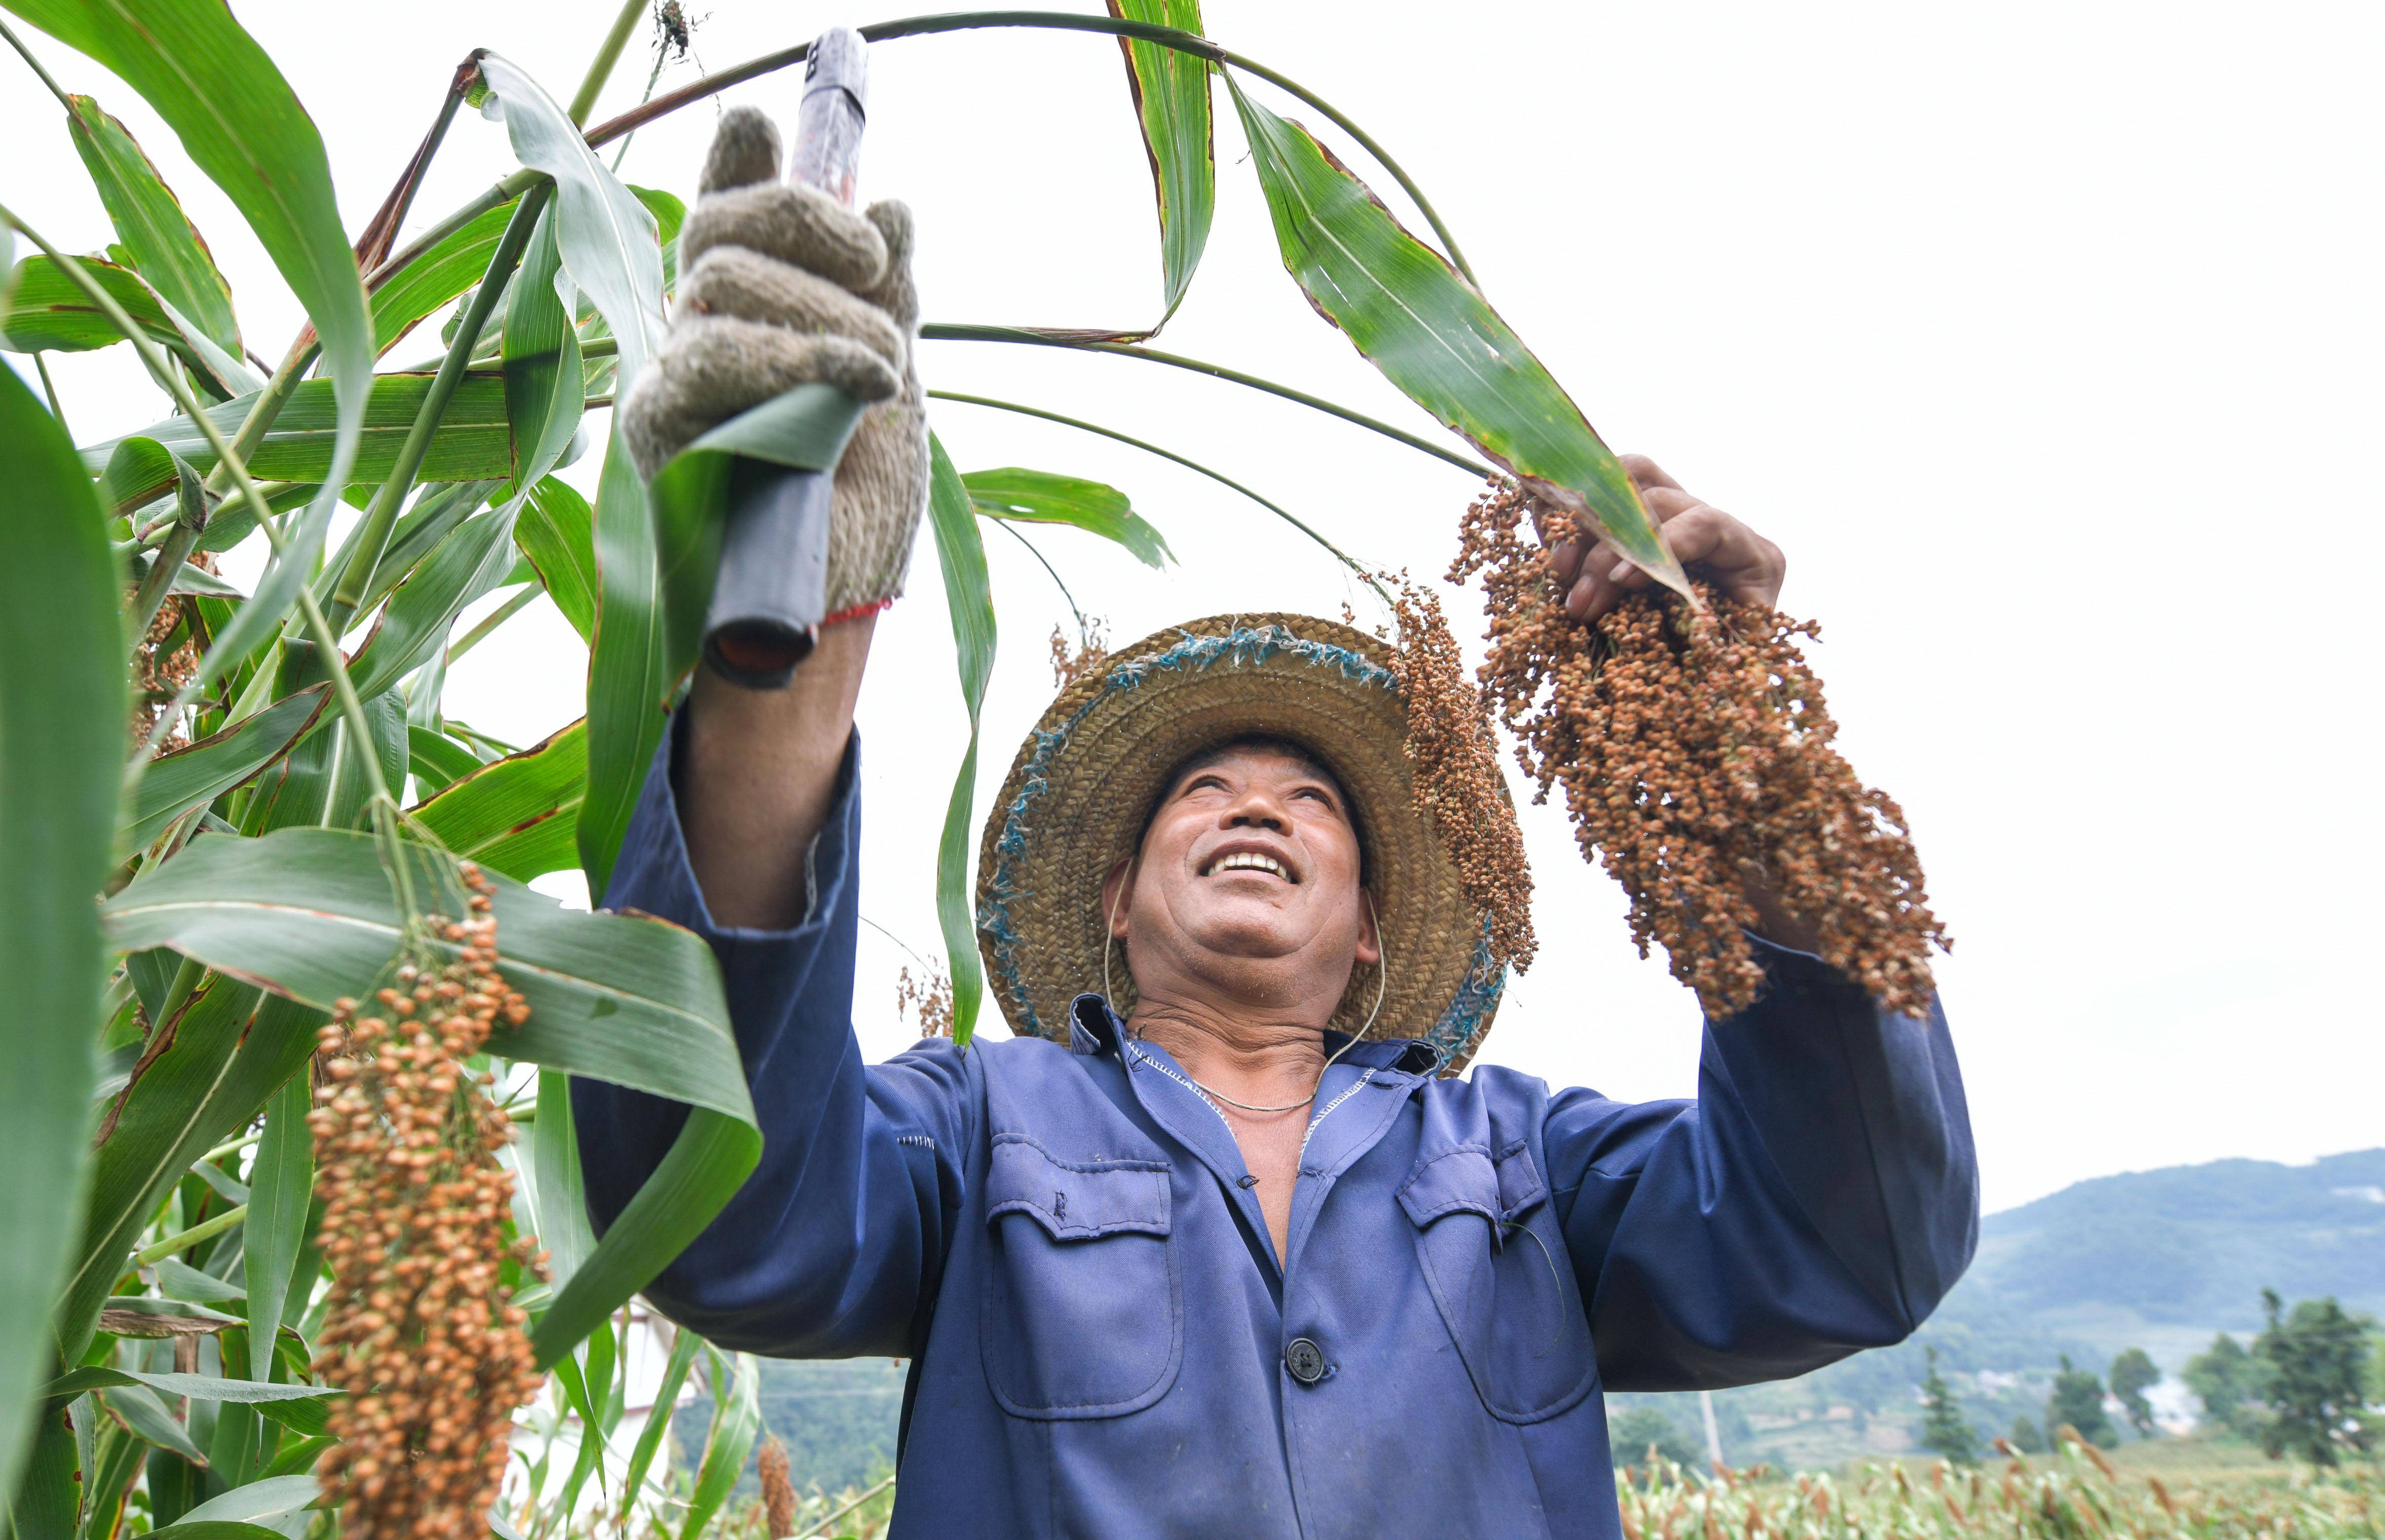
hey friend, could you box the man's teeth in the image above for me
[1211,852,1291,881]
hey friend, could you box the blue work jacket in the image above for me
[573,723,1979,1539]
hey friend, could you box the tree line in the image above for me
[1917,1289,2382,1468]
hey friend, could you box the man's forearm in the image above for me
[682,614,876,929]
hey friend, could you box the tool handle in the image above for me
[700,27,870,690]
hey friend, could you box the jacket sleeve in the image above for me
[569,711,975,1358]
[1544,935,1978,1391]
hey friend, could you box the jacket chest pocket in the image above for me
[980,1135,1182,1419]
[1398,1143,1596,1424]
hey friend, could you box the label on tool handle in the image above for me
[700,28,870,690]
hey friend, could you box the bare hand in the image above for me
[1546,456,1786,624]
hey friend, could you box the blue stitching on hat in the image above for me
[975,622,1504,1056]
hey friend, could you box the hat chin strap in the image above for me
[1104,886,1389,1113]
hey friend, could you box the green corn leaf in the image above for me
[501,209,587,493]
[478,54,665,384]
[552,1319,614,1511]
[409,719,588,883]
[99,435,178,518]
[575,428,666,901]
[3,0,377,642]
[370,199,519,356]
[516,477,598,641]
[238,1071,310,1379]
[77,1414,145,1540]
[926,435,994,1044]
[168,1476,318,1526]
[0,364,122,1513]
[407,725,486,796]
[65,94,241,358]
[1106,0,1214,326]
[2,253,172,352]
[122,685,330,851]
[46,1370,332,1406]
[146,1526,289,1540]
[3,255,255,399]
[962,467,1172,570]
[8,1404,78,1540]
[149,1257,243,1305]
[344,504,522,701]
[530,1106,756,1369]
[250,1394,329,1439]
[679,1351,761,1540]
[619,1325,699,1518]
[1226,81,1686,595]
[530,1069,596,1290]
[59,982,314,1363]
[101,1384,209,1465]
[88,374,514,486]
[370,185,676,366]
[644,384,868,685]
[100,825,751,1119]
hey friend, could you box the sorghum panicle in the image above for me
[1451,479,1948,1018]
[1048,619,1111,693]
[307,864,545,1540]
[895,963,955,1040]
[1384,574,1537,975]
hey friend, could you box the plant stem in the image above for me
[986,515,1087,636]
[794,1475,895,1540]
[33,353,69,436]
[577,13,1476,283]
[200,1127,266,1165]
[921,326,1493,478]
[570,0,651,127]
[0,14,71,109]
[927,387,1387,594]
[132,1203,248,1268]
[326,182,552,634]
[444,582,541,665]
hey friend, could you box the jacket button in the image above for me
[1284,1337,1326,1386]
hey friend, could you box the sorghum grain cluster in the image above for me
[1385,574,1537,975]
[1451,480,1947,1017]
[308,865,545,1540]
[1048,619,1110,693]
[894,964,955,1039]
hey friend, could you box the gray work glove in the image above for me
[619,105,928,620]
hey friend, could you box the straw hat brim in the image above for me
[974,614,1503,1071]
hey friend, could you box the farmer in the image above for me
[574,109,1977,1538]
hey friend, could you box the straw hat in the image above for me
[974,613,1509,1072]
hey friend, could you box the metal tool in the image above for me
[699,26,870,690]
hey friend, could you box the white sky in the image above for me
[9,3,2380,1212]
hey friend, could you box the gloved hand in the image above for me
[619,105,928,621]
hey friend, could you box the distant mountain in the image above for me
[1961,1148,2385,1332]
[1623,1148,2385,1467]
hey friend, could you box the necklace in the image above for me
[1128,1040,1328,1114]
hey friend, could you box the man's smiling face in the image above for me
[1108,739,1379,997]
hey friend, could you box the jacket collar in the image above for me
[1067,993,1442,1077]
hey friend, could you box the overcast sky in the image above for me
[9,3,2380,1212]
